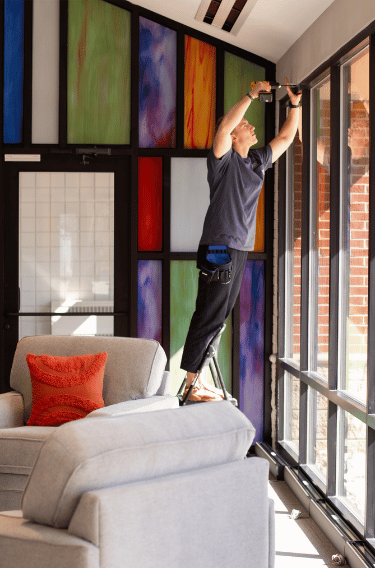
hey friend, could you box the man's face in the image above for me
[231,118,257,147]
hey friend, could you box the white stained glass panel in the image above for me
[170,158,210,252]
[32,0,60,144]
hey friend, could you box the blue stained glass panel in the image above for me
[3,0,24,143]
[137,260,162,343]
[139,17,176,148]
[239,261,265,444]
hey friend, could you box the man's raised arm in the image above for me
[213,81,272,159]
[269,78,302,163]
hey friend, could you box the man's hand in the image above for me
[285,77,302,106]
[250,81,272,99]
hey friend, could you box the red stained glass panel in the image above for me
[138,157,163,251]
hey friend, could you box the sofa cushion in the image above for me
[10,336,167,423]
[26,353,106,426]
[0,426,56,476]
[0,511,99,568]
[22,401,255,529]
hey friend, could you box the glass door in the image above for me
[2,155,130,387]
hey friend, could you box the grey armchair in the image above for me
[0,335,178,511]
[0,401,275,568]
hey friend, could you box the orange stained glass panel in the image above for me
[254,183,264,252]
[184,36,216,149]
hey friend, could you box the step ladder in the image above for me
[177,324,238,406]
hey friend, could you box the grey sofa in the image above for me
[0,335,178,511]
[0,401,275,568]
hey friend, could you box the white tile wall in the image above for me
[19,172,114,338]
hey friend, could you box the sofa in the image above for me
[0,400,275,568]
[0,335,179,511]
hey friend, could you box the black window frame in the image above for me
[277,22,375,544]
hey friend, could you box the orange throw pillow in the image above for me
[26,352,107,426]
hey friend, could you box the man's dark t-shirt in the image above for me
[199,145,273,251]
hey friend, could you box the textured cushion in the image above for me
[10,336,167,423]
[26,353,107,426]
[0,392,24,428]
[0,426,56,512]
[22,401,255,528]
[0,511,99,568]
[0,426,56,476]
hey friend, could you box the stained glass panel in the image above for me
[254,183,265,252]
[3,0,24,143]
[224,52,265,148]
[138,157,163,251]
[170,261,232,396]
[137,260,162,344]
[32,0,60,144]
[184,36,216,149]
[240,260,265,444]
[170,158,210,252]
[139,17,176,148]
[67,0,131,144]
[225,52,266,251]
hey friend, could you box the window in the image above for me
[307,387,328,483]
[339,46,369,403]
[284,130,302,364]
[278,35,373,543]
[310,76,331,380]
[283,372,300,457]
[335,409,366,523]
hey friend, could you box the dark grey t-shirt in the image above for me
[199,145,273,251]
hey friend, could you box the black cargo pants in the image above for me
[180,244,248,373]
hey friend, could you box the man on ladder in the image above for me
[180,78,302,402]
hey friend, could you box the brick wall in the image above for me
[316,100,331,378]
[292,135,302,361]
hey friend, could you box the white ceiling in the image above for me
[132,0,337,63]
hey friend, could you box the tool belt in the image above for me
[199,246,232,284]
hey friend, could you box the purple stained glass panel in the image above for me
[139,17,176,148]
[239,260,265,444]
[137,260,162,343]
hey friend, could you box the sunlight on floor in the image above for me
[268,475,351,567]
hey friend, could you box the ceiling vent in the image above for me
[195,0,258,35]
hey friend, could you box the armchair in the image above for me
[0,401,275,568]
[0,335,178,511]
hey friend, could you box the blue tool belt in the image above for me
[199,245,232,284]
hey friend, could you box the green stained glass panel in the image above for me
[170,261,232,396]
[224,52,265,148]
[67,0,131,144]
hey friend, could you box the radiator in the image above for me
[51,301,113,336]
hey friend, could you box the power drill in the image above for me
[250,81,301,103]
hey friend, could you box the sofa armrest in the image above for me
[0,391,24,428]
[155,371,172,396]
[85,395,179,418]
[69,458,271,567]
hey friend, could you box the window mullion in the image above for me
[365,30,375,540]
[299,87,311,461]
[325,63,341,498]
